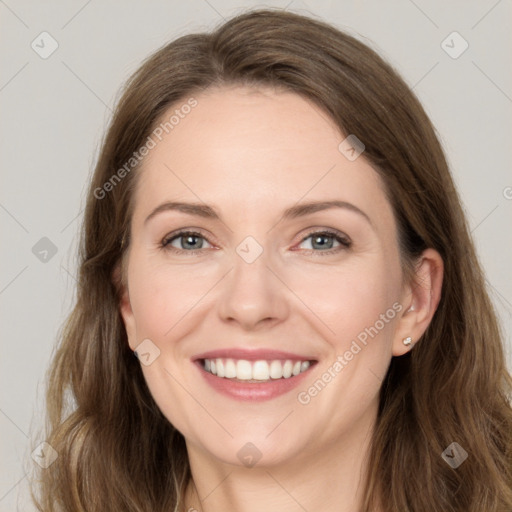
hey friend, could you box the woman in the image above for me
[31,8,512,512]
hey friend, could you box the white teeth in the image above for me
[225,359,237,378]
[216,359,225,378]
[300,361,310,372]
[236,360,252,380]
[282,360,293,378]
[252,360,269,380]
[269,360,283,379]
[202,357,313,381]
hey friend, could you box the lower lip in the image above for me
[194,361,316,402]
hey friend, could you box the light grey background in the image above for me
[1,1,511,509]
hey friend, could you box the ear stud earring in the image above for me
[402,336,412,346]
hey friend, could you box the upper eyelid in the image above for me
[162,229,213,244]
[162,228,351,248]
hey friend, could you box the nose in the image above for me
[217,246,290,331]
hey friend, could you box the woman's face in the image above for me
[120,85,413,467]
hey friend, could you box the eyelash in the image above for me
[160,229,352,256]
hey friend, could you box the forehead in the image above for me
[132,85,393,229]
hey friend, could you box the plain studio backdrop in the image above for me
[0,1,511,509]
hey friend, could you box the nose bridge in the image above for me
[217,235,289,329]
[232,237,271,288]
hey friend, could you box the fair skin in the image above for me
[119,85,443,512]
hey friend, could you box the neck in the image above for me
[182,401,379,512]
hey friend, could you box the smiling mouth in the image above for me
[199,357,317,382]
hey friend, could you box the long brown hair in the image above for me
[31,8,512,511]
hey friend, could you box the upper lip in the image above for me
[193,348,317,362]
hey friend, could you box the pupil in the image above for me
[184,235,201,249]
[313,234,332,250]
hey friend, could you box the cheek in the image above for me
[284,254,401,350]
[126,257,207,432]
[340,271,398,341]
[127,255,216,340]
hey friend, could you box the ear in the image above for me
[113,263,138,351]
[393,248,444,356]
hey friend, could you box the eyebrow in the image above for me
[144,200,373,227]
